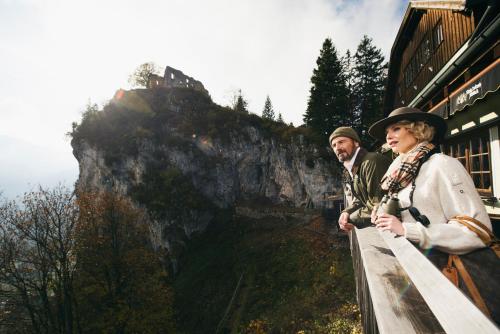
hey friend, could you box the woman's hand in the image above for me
[374,213,405,236]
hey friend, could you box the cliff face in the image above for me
[74,125,339,208]
[71,87,341,258]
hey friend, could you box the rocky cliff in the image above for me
[71,87,341,259]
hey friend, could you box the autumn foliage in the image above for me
[0,187,175,333]
[1,187,359,333]
[75,191,175,333]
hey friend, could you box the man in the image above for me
[329,127,391,231]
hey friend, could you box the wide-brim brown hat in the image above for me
[368,107,447,143]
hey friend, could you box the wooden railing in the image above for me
[351,226,499,334]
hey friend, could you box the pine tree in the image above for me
[303,38,350,143]
[262,95,275,120]
[341,50,356,128]
[352,35,387,145]
[277,112,284,123]
[233,89,248,113]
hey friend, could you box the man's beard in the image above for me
[336,150,353,162]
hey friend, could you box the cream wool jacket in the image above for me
[386,152,492,255]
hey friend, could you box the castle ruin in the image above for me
[147,66,208,95]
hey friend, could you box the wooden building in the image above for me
[384,0,500,229]
[346,2,500,333]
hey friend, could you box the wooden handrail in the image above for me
[352,227,442,333]
[351,226,499,333]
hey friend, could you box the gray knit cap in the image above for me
[329,127,361,145]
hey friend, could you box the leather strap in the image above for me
[442,255,459,286]
[452,215,494,239]
[491,243,500,258]
[450,255,491,317]
[456,216,494,237]
[452,218,491,245]
[451,215,500,258]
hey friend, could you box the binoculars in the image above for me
[376,194,402,219]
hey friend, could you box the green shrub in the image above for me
[131,165,213,221]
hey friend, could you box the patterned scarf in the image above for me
[381,142,435,195]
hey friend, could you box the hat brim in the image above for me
[368,112,447,143]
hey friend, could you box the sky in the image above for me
[0,0,407,199]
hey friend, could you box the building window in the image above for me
[443,131,492,196]
[404,21,444,88]
[433,21,444,49]
[423,37,432,62]
[404,60,416,87]
[404,33,432,87]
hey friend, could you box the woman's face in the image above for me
[385,122,418,154]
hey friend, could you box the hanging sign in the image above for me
[449,60,500,115]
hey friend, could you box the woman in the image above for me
[368,107,492,255]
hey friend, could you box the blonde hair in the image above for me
[394,120,435,142]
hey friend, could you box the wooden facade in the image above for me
[384,0,500,226]
[392,9,476,108]
[349,1,500,333]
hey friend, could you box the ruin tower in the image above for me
[147,74,164,89]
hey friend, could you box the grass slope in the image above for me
[173,210,361,334]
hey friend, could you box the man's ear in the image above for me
[354,142,360,148]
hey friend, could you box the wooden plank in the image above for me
[450,10,458,56]
[378,230,499,334]
[464,11,472,40]
[419,12,430,89]
[443,11,452,62]
[352,227,443,333]
[350,230,380,334]
[429,11,436,75]
[453,11,461,52]
[430,11,438,78]
[448,11,457,57]
[455,12,462,49]
[440,11,448,62]
[464,12,472,41]
[458,12,466,47]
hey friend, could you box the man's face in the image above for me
[331,136,358,162]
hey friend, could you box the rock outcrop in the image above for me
[71,87,341,261]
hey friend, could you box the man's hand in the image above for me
[371,206,378,224]
[338,212,354,232]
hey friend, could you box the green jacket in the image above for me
[342,148,391,227]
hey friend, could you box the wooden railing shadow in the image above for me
[351,226,499,334]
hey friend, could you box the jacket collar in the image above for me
[350,147,367,176]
